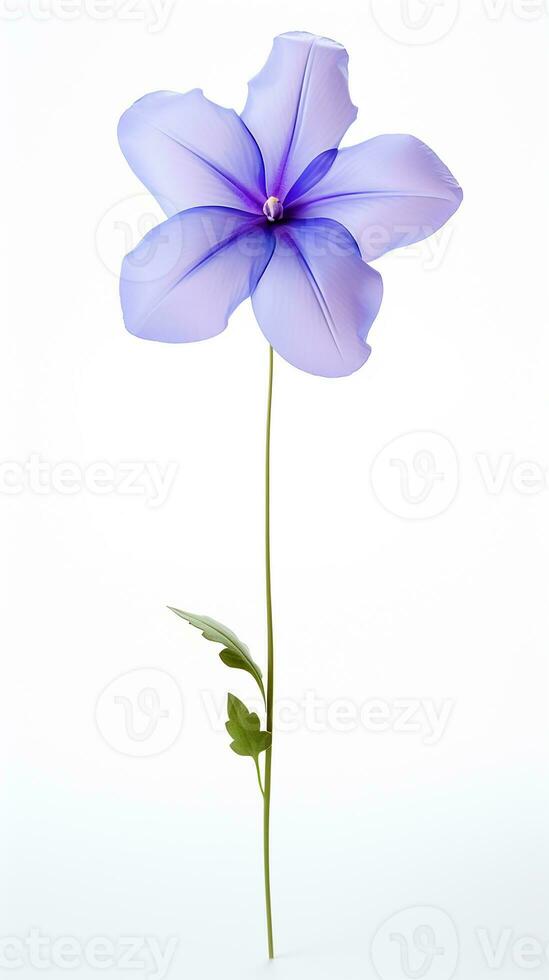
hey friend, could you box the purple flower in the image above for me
[118,31,462,378]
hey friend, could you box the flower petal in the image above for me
[241,32,357,202]
[284,149,338,206]
[118,89,266,217]
[120,207,274,342]
[251,219,383,377]
[291,135,463,260]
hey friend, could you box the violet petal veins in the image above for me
[118,30,462,378]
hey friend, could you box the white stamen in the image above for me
[263,196,283,222]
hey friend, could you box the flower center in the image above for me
[263,196,283,222]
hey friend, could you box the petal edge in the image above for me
[242,33,357,202]
[252,218,383,377]
[118,89,266,217]
[120,207,274,343]
[291,135,463,261]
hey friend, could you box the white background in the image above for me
[2,1,549,978]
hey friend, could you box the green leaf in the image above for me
[168,607,265,703]
[226,693,271,761]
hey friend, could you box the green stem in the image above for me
[263,345,275,960]
[254,757,265,798]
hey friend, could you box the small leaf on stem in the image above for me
[168,608,265,703]
[226,693,271,762]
